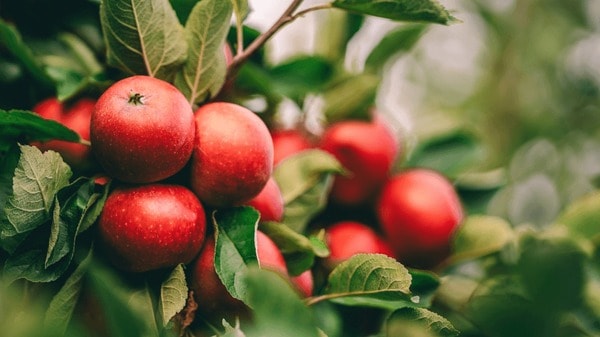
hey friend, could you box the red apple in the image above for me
[31,97,94,169]
[190,102,273,207]
[244,177,284,223]
[377,169,463,266]
[291,269,314,298]
[325,221,395,268]
[319,117,399,206]
[271,129,313,166]
[97,184,206,273]
[256,230,288,274]
[91,75,195,183]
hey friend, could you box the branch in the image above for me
[225,1,333,82]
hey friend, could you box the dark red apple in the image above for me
[324,221,395,268]
[97,184,206,273]
[271,129,313,166]
[190,102,273,207]
[244,177,284,222]
[377,169,463,266]
[319,117,399,206]
[91,75,195,183]
[31,97,95,169]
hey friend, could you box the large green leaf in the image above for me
[244,267,321,337]
[331,0,458,25]
[269,56,335,103]
[273,149,344,233]
[159,264,188,326]
[1,145,71,241]
[214,206,259,302]
[316,253,414,310]
[0,110,81,143]
[174,0,232,105]
[3,246,72,284]
[100,0,188,80]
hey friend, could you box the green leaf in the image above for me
[244,267,321,337]
[273,150,344,233]
[0,19,54,87]
[3,247,71,283]
[322,73,379,123]
[44,246,93,335]
[449,215,514,265]
[517,234,587,311]
[406,129,484,179]
[159,264,188,326]
[214,206,259,302]
[270,56,335,103]
[46,178,101,267]
[331,0,458,25]
[408,269,440,307]
[0,143,20,218]
[365,24,427,73]
[100,0,188,80]
[1,145,71,240]
[0,109,81,143]
[557,191,600,245]
[231,0,250,21]
[386,307,460,337]
[320,253,414,309]
[260,221,328,276]
[87,262,155,337]
[174,0,233,105]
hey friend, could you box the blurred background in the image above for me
[245,0,600,227]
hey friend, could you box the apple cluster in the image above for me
[30,71,463,321]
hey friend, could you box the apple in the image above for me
[271,129,313,166]
[324,221,395,268]
[190,102,273,207]
[31,97,95,169]
[291,269,314,298]
[376,168,463,266]
[244,177,284,223]
[319,117,399,206]
[97,184,206,273]
[91,75,195,183]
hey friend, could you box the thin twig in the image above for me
[291,3,333,21]
[235,16,244,56]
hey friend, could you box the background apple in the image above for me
[190,102,273,207]
[377,168,463,267]
[319,117,399,206]
[91,75,195,183]
[324,220,395,268]
[98,184,206,273]
[244,176,284,223]
[31,97,95,169]
[271,129,313,166]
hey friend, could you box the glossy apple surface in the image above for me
[245,177,284,222]
[32,97,95,169]
[190,102,273,207]
[91,75,195,183]
[377,169,463,265]
[98,184,206,272]
[319,118,399,205]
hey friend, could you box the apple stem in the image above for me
[128,93,145,105]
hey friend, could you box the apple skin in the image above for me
[31,97,95,169]
[190,102,273,207]
[291,269,314,298]
[319,118,399,206]
[325,221,395,268]
[91,75,195,183]
[97,184,206,273]
[376,169,463,266]
[244,177,284,223]
[271,129,313,166]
